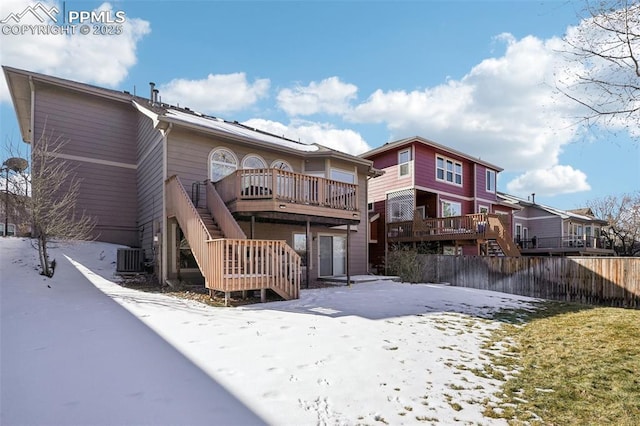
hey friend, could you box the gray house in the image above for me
[4,66,377,301]
[497,192,615,256]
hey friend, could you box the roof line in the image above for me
[361,135,503,172]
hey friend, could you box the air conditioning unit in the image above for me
[116,248,144,273]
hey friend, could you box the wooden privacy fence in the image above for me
[422,255,640,308]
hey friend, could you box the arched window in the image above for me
[242,154,267,170]
[209,147,238,182]
[271,159,293,171]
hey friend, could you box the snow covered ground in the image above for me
[1,238,540,425]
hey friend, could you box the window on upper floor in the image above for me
[271,159,293,171]
[486,169,496,193]
[242,154,267,170]
[209,147,238,182]
[398,149,411,177]
[330,168,356,184]
[436,155,462,186]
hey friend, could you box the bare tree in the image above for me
[587,192,640,256]
[558,0,640,135]
[28,128,95,277]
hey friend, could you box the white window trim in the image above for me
[436,155,463,187]
[398,149,411,177]
[242,154,267,170]
[478,205,489,214]
[440,199,462,217]
[486,169,496,193]
[271,159,293,171]
[209,147,238,182]
[330,167,356,184]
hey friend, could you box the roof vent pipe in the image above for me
[153,89,159,104]
[149,82,156,103]
[531,193,536,204]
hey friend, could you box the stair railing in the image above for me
[167,175,300,299]
[486,214,520,256]
[166,176,214,282]
[205,181,246,240]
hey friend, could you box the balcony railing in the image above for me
[215,168,359,212]
[387,213,519,256]
[388,213,491,241]
[517,236,611,250]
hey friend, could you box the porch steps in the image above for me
[196,208,224,239]
[487,240,506,256]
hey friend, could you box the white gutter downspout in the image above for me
[161,122,173,284]
[28,76,35,144]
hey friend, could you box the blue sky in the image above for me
[1,0,638,210]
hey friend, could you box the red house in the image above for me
[362,136,519,272]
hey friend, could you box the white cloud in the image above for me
[0,1,150,101]
[277,77,358,116]
[347,35,581,174]
[243,118,371,156]
[159,73,270,115]
[506,165,591,196]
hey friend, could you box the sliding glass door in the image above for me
[319,235,346,277]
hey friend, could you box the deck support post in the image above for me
[306,220,311,289]
[224,292,230,307]
[346,223,351,286]
[250,215,255,239]
[260,289,266,303]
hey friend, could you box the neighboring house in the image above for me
[497,192,615,256]
[4,66,378,301]
[0,192,31,237]
[361,136,519,272]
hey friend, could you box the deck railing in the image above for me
[387,213,519,256]
[166,175,215,281]
[205,180,246,240]
[518,235,610,250]
[208,239,300,299]
[215,168,358,211]
[166,176,300,301]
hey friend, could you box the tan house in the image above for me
[4,66,378,302]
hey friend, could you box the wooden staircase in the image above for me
[486,239,506,256]
[196,207,224,239]
[166,175,301,303]
[485,215,520,257]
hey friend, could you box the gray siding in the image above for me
[166,128,369,277]
[33,85,138,246]
[245,221,367,282]
[167,129,307,189]
[514,206,561,240]
[136,113,164,262]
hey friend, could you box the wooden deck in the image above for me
[215,168,360,223]
[388,213,520,256]
[166,176,301,302]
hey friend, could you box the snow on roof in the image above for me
[164,108,320,152]
[498,192,601,222]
